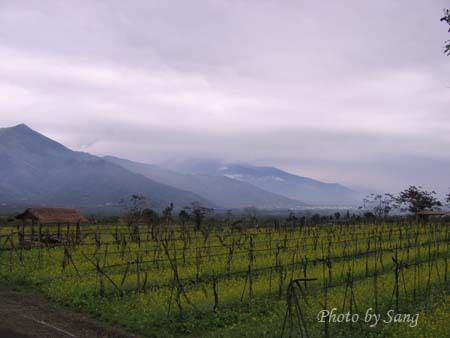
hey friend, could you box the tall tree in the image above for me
[395,186,442,214]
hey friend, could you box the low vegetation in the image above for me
[0,210,449,337]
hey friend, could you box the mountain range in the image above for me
[0,124,360,212]
[164,159,360,206]
[104,156,304,209]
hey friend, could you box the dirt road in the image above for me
[0,284,139,338]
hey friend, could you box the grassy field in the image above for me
[0,220,449,337]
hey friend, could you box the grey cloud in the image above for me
[0,0,449,195]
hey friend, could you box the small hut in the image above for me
[16,207,87,244]
[416,210,449,221]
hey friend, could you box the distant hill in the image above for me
[105,156,306,209]
[166,159,360,206]
[0,124,359,212]
[0,124,212,211]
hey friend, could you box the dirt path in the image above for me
[0,284,139,338]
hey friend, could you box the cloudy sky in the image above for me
[1,0,449,194]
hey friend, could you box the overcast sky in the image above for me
[1,0,449,194]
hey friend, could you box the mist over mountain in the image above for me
[0,124,212,211]
[165,159,361,206]
[0,124,360,212]
[104,156,306,209]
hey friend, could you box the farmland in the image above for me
[0,219,449,338]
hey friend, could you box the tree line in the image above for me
[361,185,449,219]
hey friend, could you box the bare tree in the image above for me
[244,207,258,227]
[162,203,174,225]
[142,208,158,225]
[361,193,396,219]
[187,201,213,231]
[178,208,190,230]
[121,195,147,241]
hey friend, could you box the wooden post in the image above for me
[22,220,25,244]
[76,221,81,243]
[31,219,35,241]
[18,220,24,244]
[38,221,42,242]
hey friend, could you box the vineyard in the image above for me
[0,219,449,338]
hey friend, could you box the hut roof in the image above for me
[416,210,449,216]
[16,208,87,224]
